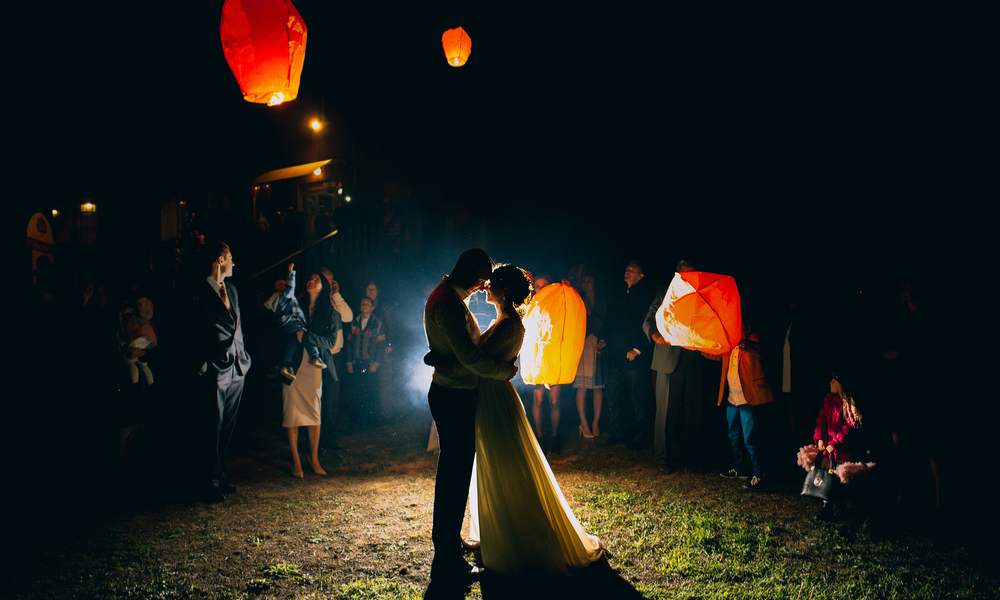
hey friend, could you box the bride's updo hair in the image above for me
[491,264,533,316]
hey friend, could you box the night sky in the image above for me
[14,3,986,287]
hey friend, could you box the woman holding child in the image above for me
[280,269,340,477]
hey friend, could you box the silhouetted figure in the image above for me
[423,249,516,585]
[183,241,251,503]
[346,296,387,428]
[572,274,606,439]
[602,261,655,449]
[318,268,353,451]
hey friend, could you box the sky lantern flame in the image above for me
[221,0,307,105]
[655,271,742,355]
[441,27,471,67]
[520,283,587,385]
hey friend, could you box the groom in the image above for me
[424,248,517,582]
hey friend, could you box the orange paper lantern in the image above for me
[655,271,742,355]
[520,283,586,385]
[221,0,307,106]
[441,27,471,67]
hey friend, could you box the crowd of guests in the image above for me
[23,232,401,505]
[519,258,940,520]
[24,231,941,520]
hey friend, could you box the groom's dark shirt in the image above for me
[424,275,510,389]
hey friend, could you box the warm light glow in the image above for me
[656,271,742,355]
[337,187,343,195]
[81,202,96,213]
[310,119,321,131]
[51,209,59,217]
[221,0,307,105]
[520,284,587,385]
[345,196,351,202]
[313,168,322,176]
[441,27,472,67]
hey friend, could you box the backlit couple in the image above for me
[423,249,601,583]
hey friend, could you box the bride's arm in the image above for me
[478,319,520,369]
[438,298,515,380]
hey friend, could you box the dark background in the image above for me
[9,2,992,531]
[12,3,988,277]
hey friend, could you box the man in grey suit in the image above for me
[187,241,252,503]
[644,260,702,474]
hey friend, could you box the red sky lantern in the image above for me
[520,283,587,385]
[655,271,742,355]
[441,27,471,67]
[221,0,307,106]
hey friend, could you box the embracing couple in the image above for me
[424,249,601,584]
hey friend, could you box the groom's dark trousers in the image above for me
[428,382,477,566]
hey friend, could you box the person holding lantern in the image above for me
[572,274,607,439]
[527,273,565,453]
[704,325,775,491]
[644,260,706,475]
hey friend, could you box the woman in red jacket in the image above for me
[797,370,874,520]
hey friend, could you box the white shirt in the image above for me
[727,346,746,405]
[206,276,224,298]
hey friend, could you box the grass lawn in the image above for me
[6,410,996,600]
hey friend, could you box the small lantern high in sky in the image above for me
[221,0,307,106]
[655,271,742,355]
[520,283,587,386]
[441,27,471,67]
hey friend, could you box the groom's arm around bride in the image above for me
[424,249,516,582]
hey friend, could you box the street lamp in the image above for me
[310,119,322,131]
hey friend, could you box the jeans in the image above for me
[727,403,765,479]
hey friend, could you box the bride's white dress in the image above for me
[468,317,601,576]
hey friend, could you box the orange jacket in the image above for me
[709,340,776,407]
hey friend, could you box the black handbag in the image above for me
[801,456,837,501]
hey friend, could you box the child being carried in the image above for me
[264,263,327,381]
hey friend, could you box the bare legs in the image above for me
[576,388,594,437]
[287,425,325,477]
[531,386,561,439]
[592,389,603,436]
[574,388,603,436]
[287,427,304,477]
[549,386,561,437]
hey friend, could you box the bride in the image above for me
[431,264,601,576]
